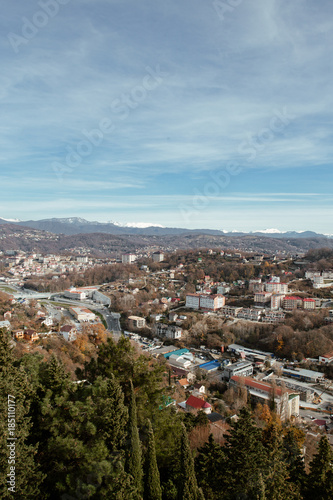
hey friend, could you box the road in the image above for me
[43,296,122,335]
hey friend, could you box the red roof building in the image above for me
[186,395,211,414]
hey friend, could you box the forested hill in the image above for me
[1,224,333,255]
[1,330,333,499]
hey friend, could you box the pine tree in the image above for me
[126,380,143,496]
[306,435,333,500]
[0,329,44,498]
[178,423,202,500]
[144,420,162,500]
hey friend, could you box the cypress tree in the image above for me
[195,433,225,498]
[178,423,202,500]
[261,420,300,499]
[144,420,162,500]
[126,380,143,496]
[306,435,333,500]
[222,406,266,498]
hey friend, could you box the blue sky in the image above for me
[1,0,333,232]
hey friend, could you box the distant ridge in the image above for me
[0,217,331,239]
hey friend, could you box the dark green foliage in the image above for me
[144,420,162,500]
[178,423,202,500]
[306,436,333,500]
[126,381,143,496]
[195,433,225,499]
[261,421,301,500]
[0,329,44,498]
[222,406,266,498]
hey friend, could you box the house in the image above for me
[319,351,333,364]
[60,325,77,342]
[24,329,39,342]
[4,311,12,320]
[185,395,212,414]
[192,383,206,395]
[178,378,190,389]
[13,330,24,340]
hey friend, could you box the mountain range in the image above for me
[0,217,331,239]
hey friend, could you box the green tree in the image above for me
[125,381,143,497]
[306,435,333,500]
[261,420,300,499]
[195,433,225,499]
[144,420,162,500]
[282,427,306,493]
[178,423,202,500]
[222,406,266,498]
[0,329,44,498]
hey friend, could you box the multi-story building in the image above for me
[283,296,303,310]
[254,292,272,305]
[220,305,243,317]
[237,308,262,321]
[303,298,316,310]
[154,323,182,339]
[152,251,164,262]
[121,254,136,264]
[265,282,288,294]
[248,279,262,292]
[185,293,225,311]
[223,361,254,381]
[128,316,146,329]
[262,311,286,324]
[60,325,77,342]
[270,294,285,310]
[230,376,300,421]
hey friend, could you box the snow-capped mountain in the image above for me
[0,217,21,222]
[111,221,165,228]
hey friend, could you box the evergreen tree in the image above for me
[261,420,300,499]
[306,435,333,500]
[222,406,266,498]
[126,380,143,497]
[195,433,225,499]
[178,423,202,500]
[0,329,44,498]
[282,427,306,492]
[144,420,162,500]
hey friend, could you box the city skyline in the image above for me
[1,1,333,232]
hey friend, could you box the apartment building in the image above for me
[262,311,286,324]
[152,251,164,262]
[185,293,225,311]
[128,316,146,329]
[237,308,262,321]
[254,292,272,304]
[70,307,96,322]
[270,294,285,310]
[121,254,136,264]
[230,376,300,421]
[154,323,182,339]
[220,305,243,317]
[265,282,288,293]
[283,296,303,310]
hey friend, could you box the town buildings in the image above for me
[186,293,225,311]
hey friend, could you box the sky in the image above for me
[1,0,333,232]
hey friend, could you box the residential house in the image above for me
[60,325,77,342]
[185,395,212,414]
